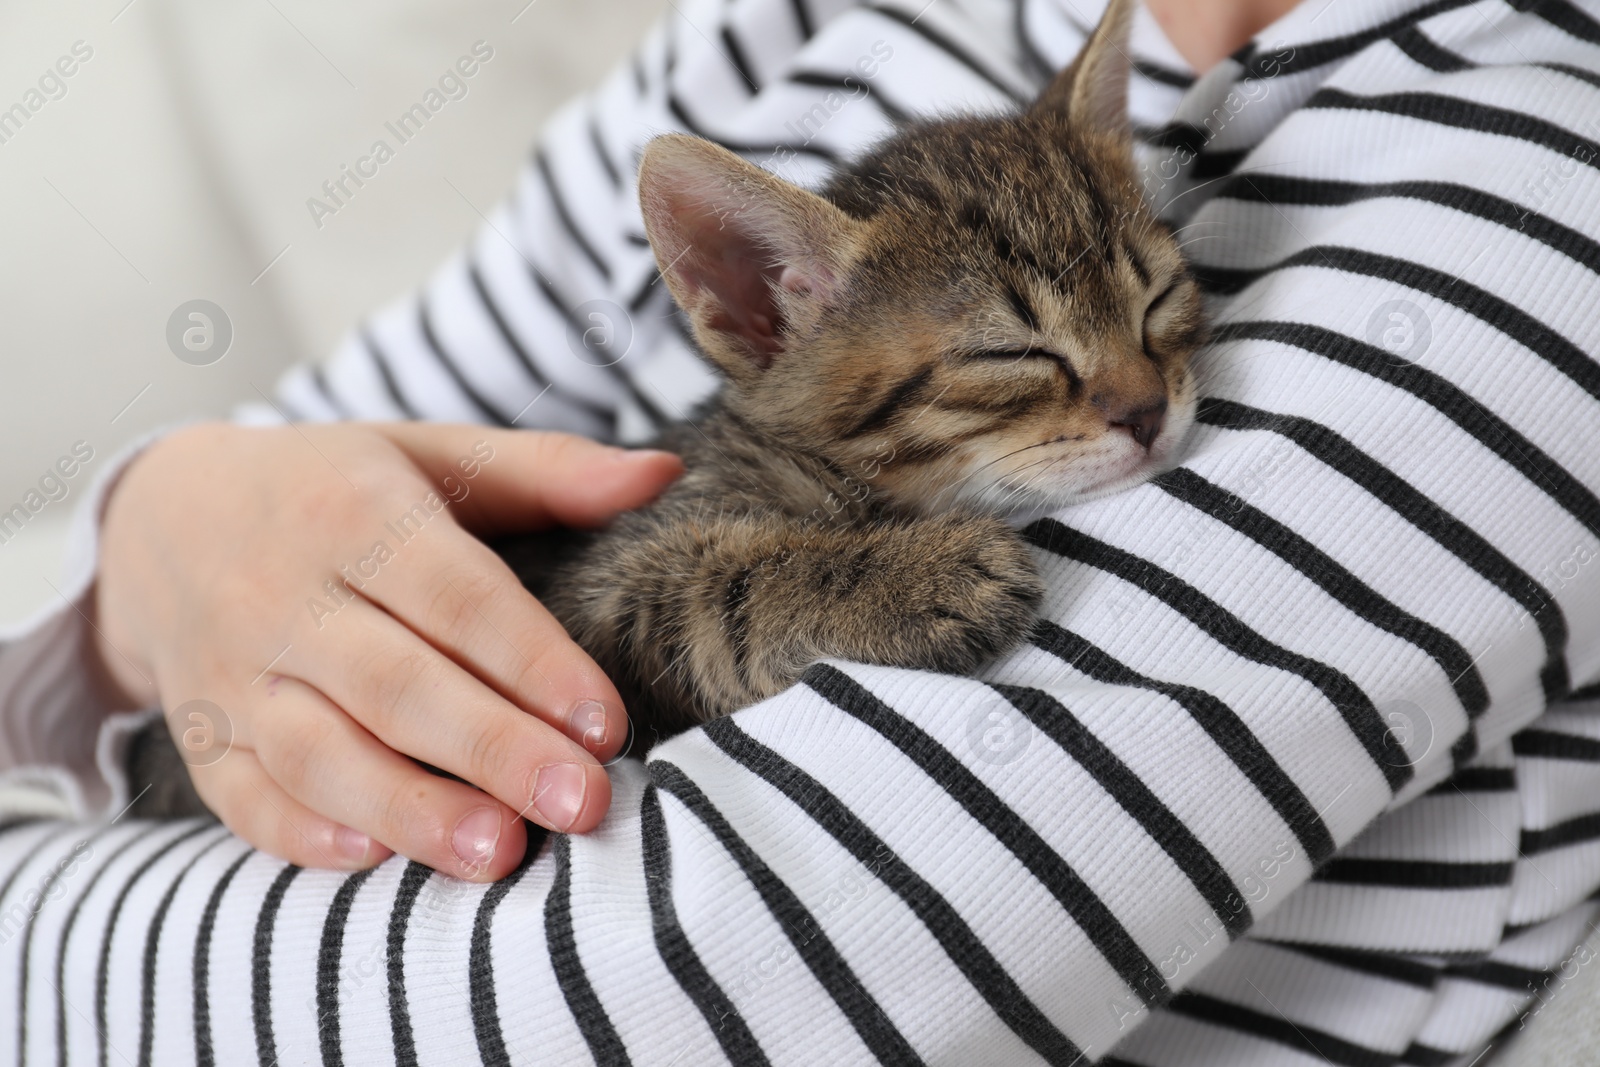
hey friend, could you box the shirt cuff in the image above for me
[0,420,199,821]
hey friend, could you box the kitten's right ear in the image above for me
[1030,0,1134,137]
[638,134,862,380]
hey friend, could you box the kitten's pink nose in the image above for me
[1110,400,1167,449]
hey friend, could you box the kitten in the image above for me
[125,0,1204,814]
[497,0,1204,741]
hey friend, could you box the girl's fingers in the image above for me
[369,423,684,535]
[246,675,534,881]
[96,420,671,881]
[189,746,393,871]
[347,520,629,761]
[292,596,612,839]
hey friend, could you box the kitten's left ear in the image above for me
[1030,0,1134,136]
[637,134,862,380]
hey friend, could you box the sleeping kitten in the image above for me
[496,0,1204,741]
[124,0,1204,814]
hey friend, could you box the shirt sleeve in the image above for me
[0,422,198,822]
[4,0,1600,1064]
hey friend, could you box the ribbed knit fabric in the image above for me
[1,0,1599,1063]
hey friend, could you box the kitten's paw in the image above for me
[897,517,1044,673]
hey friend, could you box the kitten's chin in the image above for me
[1034,465,1162,511]
[1071,462,1172,502]
[972,458,1164,518]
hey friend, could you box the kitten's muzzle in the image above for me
[1108,399,1167,449]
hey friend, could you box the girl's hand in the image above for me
[92,421,683,881]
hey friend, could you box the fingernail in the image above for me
[452,807,502,873]
[532,762,588,831]
[335,825,373,865]
[568,699,609,752]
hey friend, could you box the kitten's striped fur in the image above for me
[499,0,1206,740]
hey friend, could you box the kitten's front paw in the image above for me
[897,517,1044,673]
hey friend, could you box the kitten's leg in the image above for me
[558,511,1043,730]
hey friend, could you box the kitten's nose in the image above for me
[1110,400,1167,449]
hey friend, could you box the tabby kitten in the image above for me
[497,0,1205,741]
[125,0,1204,813]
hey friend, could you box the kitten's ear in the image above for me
[1030,0,1134,136]
[638,133,861,378]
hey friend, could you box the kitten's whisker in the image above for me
[1169,220,1226,237]
[993,457,1062,508]
[1189,337,1259,385]
[1185,358,1236,395]
[993,454,1061,496]
[927,439,1065,508]
[934,441,1049,495]
[946,450,1062,510]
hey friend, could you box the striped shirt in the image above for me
[2,0,1600,1062]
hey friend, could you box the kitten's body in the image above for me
[126,0,1205,812]
[495,0,1204,743]
[497,401,1044,739]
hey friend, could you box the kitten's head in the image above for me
[638,0,1204,515]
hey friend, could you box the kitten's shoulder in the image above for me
[647,398,828,518]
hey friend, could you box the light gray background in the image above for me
[0,0,662,627]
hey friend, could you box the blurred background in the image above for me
[0,0,663,627]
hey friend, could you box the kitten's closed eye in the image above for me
[962,348,1084,390]
[1145,282,1181,316]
